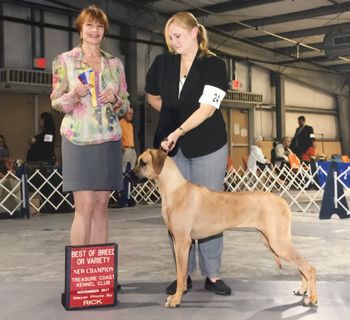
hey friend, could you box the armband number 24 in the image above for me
[212,93,220,103]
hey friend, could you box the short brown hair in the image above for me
[75,5,109,36]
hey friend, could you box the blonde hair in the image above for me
[164,12,214,57]
[75,5,109,37]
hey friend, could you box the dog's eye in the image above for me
[139,159,147,167]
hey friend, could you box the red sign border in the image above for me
[62,242,118,310]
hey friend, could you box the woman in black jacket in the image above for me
[27,112,56,164]
[146,11,230,296]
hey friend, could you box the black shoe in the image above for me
[116,202,126,208]
[204,278,231,295]
[166,276,192,295]
[117,282,122,291]
[128,198,136,207]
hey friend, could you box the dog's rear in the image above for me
[173,187,317,305]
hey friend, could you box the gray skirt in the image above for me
[61,137,123,192]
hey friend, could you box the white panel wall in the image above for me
[102,25,122,59]
[3,3,30,18]
[251,66,274,105]
[136,30,165,95]
[253,111,339,141]
[284,78,337,140]
[43,12,70,67]
[285,113,338,140]
[235,62,249,92]
[102,38,123,61]
[33,26,41,58]
[285,78,335,109]
[45,29,69,68]
[3,3,125,71]
[3,6,70,69]
[44,11,69,25]
[4,22,32,69]
[254,108,276,139]
[72,33,80,48]
[253,109,338,141]
[135,31,166,148]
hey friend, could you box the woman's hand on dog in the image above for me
[161,129,183,152]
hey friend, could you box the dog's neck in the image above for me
[157,156,187,194]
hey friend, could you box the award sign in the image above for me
[62,243,118,310]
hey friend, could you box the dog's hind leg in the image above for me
[294,271,308,297]
[260,231,282,269]
[268,240,318,306]
[165,235,192,308]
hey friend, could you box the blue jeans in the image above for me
[171,144,228,278]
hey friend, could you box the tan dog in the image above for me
[127,149,318,308]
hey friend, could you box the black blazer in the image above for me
[26,130,56,164]
[291,124,314,156]
[145,53,228,158]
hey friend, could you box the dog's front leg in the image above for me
[165,236,191,308]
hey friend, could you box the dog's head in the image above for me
[125,148,168,185]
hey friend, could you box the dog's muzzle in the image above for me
[125,169,148,185]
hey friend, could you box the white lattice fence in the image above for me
[131,164,326,213]
[131,179,161,205]
[334,167,350,215]
[1,163,348,216]
[27,168,74,212]
[229,165,326,213]
[0,171,22,215]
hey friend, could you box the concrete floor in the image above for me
[1,205,350,319]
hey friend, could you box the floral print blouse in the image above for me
[50,46,130,145]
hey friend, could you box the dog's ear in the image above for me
[151,148,167,174]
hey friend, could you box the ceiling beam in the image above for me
[248,22,350,43]
[217,2,350,32]
[276,56,350,73]
[206,27,344,73]
[327,63,350,71]
[295,56,334,63]
[277,42,324,55]
[281,55,350,70]
[190,0,283,17]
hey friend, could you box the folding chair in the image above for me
[288,153,301,170]
[227,156,234,171]
[341,155,350,163]
[287,153,311,189]
[242,156,248,171]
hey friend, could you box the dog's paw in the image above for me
[303,295,318,307]
[165,295,181,308]
[293,289,307,296]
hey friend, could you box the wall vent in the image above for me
[324,30,350,58]
[224,90,263,104]
[0,69,52,94]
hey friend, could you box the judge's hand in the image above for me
[99,88,119,105]
[75,83,91,97]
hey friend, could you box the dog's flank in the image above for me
[128,149,318,308]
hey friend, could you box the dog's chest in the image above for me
[161,205,170,227]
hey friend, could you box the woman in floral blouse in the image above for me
[51,5,129,246]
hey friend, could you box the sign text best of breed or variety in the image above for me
[62,243,118,310]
